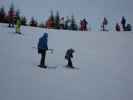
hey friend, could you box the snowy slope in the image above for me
[0,23,133,100]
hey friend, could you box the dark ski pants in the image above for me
[9,23,14,27]
[68,58,73,67]
[40,50,46,66]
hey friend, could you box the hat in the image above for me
[43,32,48,38]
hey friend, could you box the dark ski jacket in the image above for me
[65,49,75,60]
[121,17,126,25]
[38,33,48,53]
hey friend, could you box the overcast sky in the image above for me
[0,0,133,31]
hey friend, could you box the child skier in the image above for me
[65,48,75,68]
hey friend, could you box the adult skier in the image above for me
[101,17,108,31]
[38,33,48,68]
[121,16,126,31]
[115,23,121,31]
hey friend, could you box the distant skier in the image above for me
[121,16,126,31]
[65,48,75,68]
[38,33,48,68]
[125,24,132,31]
[115,23,121,31]
[80,18,88,31]
[15,18,21,34]
[101,17,108,31]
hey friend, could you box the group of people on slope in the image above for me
[101,16,132,32]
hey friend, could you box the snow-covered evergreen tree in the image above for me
[29,17,38,27]
[21,16,27,26]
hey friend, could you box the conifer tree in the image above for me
[16,9,20,19]
[0,6,6,23]
[8,3,16,27]
[70,15,78,30]
[29,17,38,27]
[50,10,54,21]
[15,9,20,23]
[21,16,27,26]
[54,11,60,29]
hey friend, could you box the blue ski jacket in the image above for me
[38,33,48,49]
